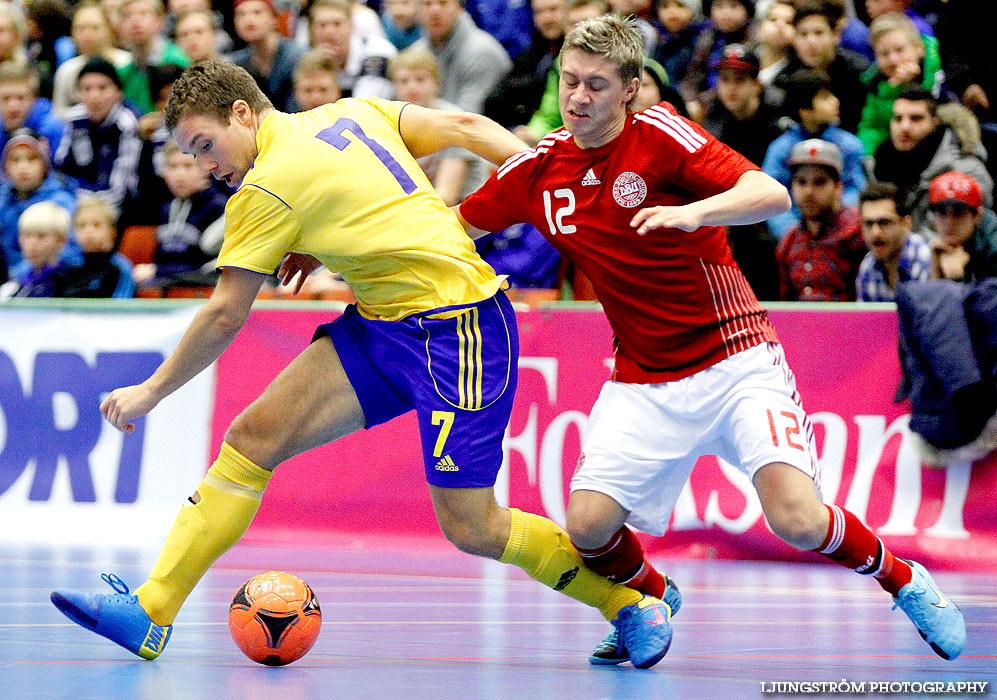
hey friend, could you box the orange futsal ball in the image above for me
[228,571,322,666]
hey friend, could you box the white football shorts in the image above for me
[570,342,822,536]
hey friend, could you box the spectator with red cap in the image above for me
[776,138,867,301]
[229,0,306,112]
[924,171,997,282]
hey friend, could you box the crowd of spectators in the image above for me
[0,0,994,303]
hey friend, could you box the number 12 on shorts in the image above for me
[766,409,805,451]
[431,410,455,457]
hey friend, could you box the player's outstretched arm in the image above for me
[398,103,529,166]
[100,267,266,433]
[631,170,792,235]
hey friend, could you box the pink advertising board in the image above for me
[213,306,997,571]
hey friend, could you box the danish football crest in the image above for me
[612,172,647,208]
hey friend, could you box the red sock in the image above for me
[574,526,666,599]
[815,504,912,595]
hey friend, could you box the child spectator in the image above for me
[774,0,869,133]
[857,11,942,155]
[856,180,931,301]
[57,194,135,297]
[382,0,423,51]
[632,57,685,114]
[868,87,993,231]
[776,139,867,300]
[51,2,132,118]
[132,141,227,288]
[0,127,77,271]
[0,62,66,159]
[54,57,142,210]
[117,0,190,114]
[0,3,28,66]
[763,68,866,239]
[701,45,781,166]
[293,49,343,111]
[752,0,794,91]
[678,0,755,122]
[651,0,704,89]
[121,63,190,228]
[864,0,933,39]
[388,46,488,205]
[0,201,71,299]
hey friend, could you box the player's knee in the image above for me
[765,504,824,550]
[223,410,279,470]
[565,510,613,551]
[436,510,506,559]
[439,520,492,557]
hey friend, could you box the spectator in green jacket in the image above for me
[857,11,941,156]
[117,0,190,114]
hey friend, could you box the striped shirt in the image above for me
[461,101,779,383]
[54,101,142,209]
[856,232,932,301]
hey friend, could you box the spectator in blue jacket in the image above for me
[763,68,866,239]
[0,127,77,272]
[0,201,71,299]
[53,57,142,209]
[0,62,66,159]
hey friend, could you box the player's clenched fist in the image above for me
[100,384,160,434]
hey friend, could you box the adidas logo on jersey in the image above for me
[581,168,601,186]
[435,455,459,472]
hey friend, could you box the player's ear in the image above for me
[624,77,640,104]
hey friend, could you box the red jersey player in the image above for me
[457,14,965,666]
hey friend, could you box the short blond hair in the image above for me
[869,11,921,51]
[387,47,440,82]
[19,202,72,238]
[561,14,643,84]
[73,194,119,228]
[294,48,341,82]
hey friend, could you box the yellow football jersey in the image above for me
[216,98,505,320]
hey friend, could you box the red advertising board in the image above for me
[213,306,997,570]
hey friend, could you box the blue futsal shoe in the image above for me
[892,560,965,660]
[590,576,681,666]
[51,573,172,660]
[612,594,672,669]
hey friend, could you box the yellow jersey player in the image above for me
[50,60,675,669]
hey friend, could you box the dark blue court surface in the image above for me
[3,541,995,699]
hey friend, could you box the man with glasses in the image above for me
[856,180,931,301]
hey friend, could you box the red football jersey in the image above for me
[460,103,779,383]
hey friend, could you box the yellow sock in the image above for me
[136,442,272,626]
[499,508,642,620]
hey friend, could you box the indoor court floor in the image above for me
[3,538,995,700]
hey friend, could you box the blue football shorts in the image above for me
[313,291,519,488]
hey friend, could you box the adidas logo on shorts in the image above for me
[435,455,459,471]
